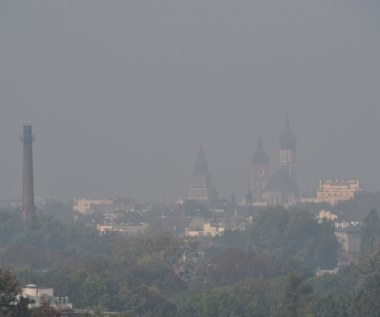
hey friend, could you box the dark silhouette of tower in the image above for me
[21,125,35,215]
[188,145,213,202]
[279,115,297,185]
[251,137,270,204]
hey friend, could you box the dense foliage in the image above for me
[251,207,338,269]
[0,269,31,317]
[0,207,379,316]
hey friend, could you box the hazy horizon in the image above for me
[1,1,380,202]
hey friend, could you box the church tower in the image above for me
[279,115,297,185]
[251,137,270,204]
[188,145,212,202]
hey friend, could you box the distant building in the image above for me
[263,168,298,207]
[188,146,217,203]
[22,284,72,310]
[185,217,225,237]
[97,223,148,236]
[160,216,193,236]
[244,115,298,207]
[244,117,362,208]
[73,198,114,214]
[301,179,361,205]
[279,114,297,185]
[317,210,338,222]
[335,225,361,254]
[316,267,339,277]
[250,137,270,204]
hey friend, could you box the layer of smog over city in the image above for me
[1,1,380,316]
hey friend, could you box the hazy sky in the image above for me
[1,1,379,202]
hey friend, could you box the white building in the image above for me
[97,223,149,236]
[22,284,72,309]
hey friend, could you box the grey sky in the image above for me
[0,1,379,202]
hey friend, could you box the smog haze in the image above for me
[1,0,379,202]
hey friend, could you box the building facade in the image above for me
[22,284,72,309]
[245,116,298,207]
[250,137,270,204]
[301,179,361,205]
[279,115,297,186]
[188,146,216,202]
[73,198,114,214]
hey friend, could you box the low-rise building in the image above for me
[160,216,193,235]
[317,210,338,222]
[97,223,149,235]
[301,179,361,205]
[335,225,361,254]
[185,217,225,237]
[316,267,339,277]
[22,284,72,309]
[73,198,114,214]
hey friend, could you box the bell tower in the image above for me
[188,145,212,202]
[251,137,270,204]
[279,115,297,185]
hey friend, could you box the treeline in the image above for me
[0,207,379,316]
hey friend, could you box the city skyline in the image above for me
[0,1,379,202]
[0,118,371,204]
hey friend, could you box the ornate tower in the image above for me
[188,145,212,202]
[21,125,35,215]
[279,115,297,185]
[251,137,270,204]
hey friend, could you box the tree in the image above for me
[251,207,338,269]
[308,264,362,317]
[198,247,280,287]
[177,279,270,317]
[122,285,177,317]
[274,273,312,317]
[0,269,31,317]
[315,219,339,269]
[359,245,380,316]
[30,303,61,317]
[360,209,380,255]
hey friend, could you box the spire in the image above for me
[252,137,269,164]
[279,114,296,150]
[258,136,264,150]
[285,112,291,133]
[245,178,253,206]
[198,144,205,162]
[189,145,213,202]
[193,144,208,175]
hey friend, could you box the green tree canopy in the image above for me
[360,209,380,255]
[0,269,31,317]
[251,207,338,268]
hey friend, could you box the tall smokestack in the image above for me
[21,125,35,215]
